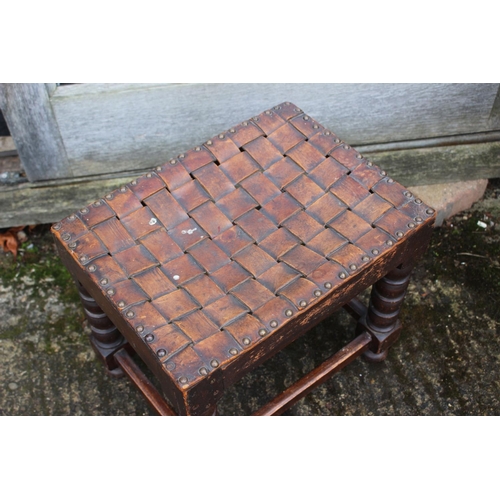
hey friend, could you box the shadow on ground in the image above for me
[1,180,499,416]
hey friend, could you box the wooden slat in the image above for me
[114,348,176,416]
[49,83,500,178]
[0,174,137,227]
[0,83,72,181]
[254,332,372,416]
[366,141,500,186]
[2,138,499,228]
[343,298,367,321]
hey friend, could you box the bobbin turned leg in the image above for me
[75,280,128,377]
[358,260,415,362]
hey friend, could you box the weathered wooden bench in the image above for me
[52,102,435,415]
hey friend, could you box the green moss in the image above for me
[0,225,79,305]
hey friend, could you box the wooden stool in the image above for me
[52,102,435,416]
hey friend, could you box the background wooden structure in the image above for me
[1,83,499,227]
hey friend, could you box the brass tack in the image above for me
[294,108,301,112]
[242,337,251,345]
[367,162,373,167]
[229,128,236,133]
[408,222,415,228]
[324,282,332,289]
[404,191,412,197]
[242,121,248,126]
[299,300,307,307]
[285,309,293,316]
[356,154,362,159]
[166,362,175,370]
[195,146,201,151]
[170,159,176,164]
[335,138,340,143]
[146,173,152,178]
[274,106,281,110]
[229,348,238,355]
[218,134,225,139]
[131,180,137,185]
[62,233,71,241]
[265,110,271,115]
[349,264,357,270]
[387,178,394,184]
[179,376,188,385]
[415,199,423,204]
[426,208,435,214]
[372,249,379,255]
[380,170,386,176]
[343,145,350,149]
[149,218,157,225]
[314,290,321,297]
[94,201,101,207]
[303,116,309,121]
[199,367,208,376]
[386,240,393,246]
[156,167,162,172]
[339,272,347,279]
[80,208,89,214]
[126,311,135,318]
[313,124,319,129]
[120,186,127,192]
[53,223,62,230]
[396,231,404,238]
[68,214,76,221]
[178,153,185,158]
[270,320,278,328]
[258,329,267,337]
[80,255,88,263]
[106,194,113,200]
[100,278,108,286]
[88,264,96,272]
[362,256,370,262]
[145,333,154,342]
[117,300,126,308]
[69,242,77,249]
[324,131,331,136]
[157,349,166,357]
[136,325,144,333]
[107,288,115,296]
[415,217,423,222]
[206,140,213,145]
[210,359,219,368]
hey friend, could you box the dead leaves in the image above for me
[0,226,35,258]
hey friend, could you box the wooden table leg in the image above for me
[359,260,414,362]
[75,280,128,376]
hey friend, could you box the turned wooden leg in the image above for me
[75,280,128,377]
[358,260,414,362]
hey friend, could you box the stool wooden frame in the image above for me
[52,102,435,416]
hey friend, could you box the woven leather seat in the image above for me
[52,102,435,415]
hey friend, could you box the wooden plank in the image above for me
[0,84,72,181]
[365,141,500,186]
[50,83,500,178]
[1,140,499,228]
[0,175,136,227]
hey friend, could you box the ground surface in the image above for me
[1,180,499,416]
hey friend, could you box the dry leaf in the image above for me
[0,225,28,258]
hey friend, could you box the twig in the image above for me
[456,252,488,259]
